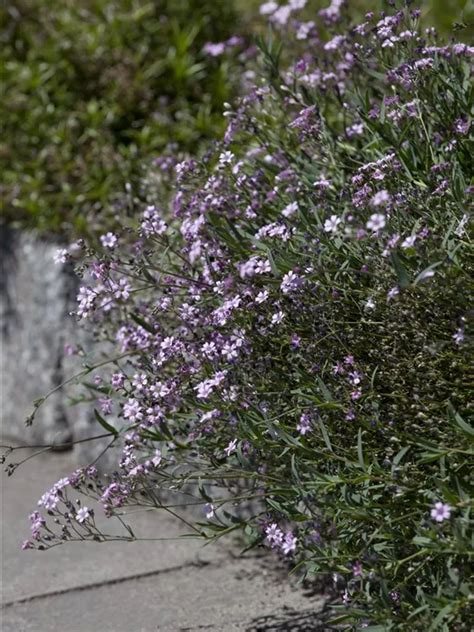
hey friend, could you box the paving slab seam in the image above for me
[2,558,214,609]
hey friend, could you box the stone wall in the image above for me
[1,227,85,449]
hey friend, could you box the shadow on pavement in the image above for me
[246,606,331,631]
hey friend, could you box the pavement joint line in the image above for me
[1,558,215,609]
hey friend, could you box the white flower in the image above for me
[296,21,315,40]
[324,215,342,234]
[224,439,237,457]
[270,311,285,325]
[453,328,464,345]
[255,290,269,304]
[259,1,278,15]
[100,232,118,249]
[53,478,70,491]
[366,213,386,232]
[151,449,162,467]
[53,248,68,265]
[282,201,298,217]
[265,523,283,546]
[401,234,417,249]
[281,532,297,555]
[289,0,307,9]
[281,271,302,294]
[418,269,435,282]
[76,507,91,524]
[205,503,215,519]
[371,190,391,207]
[271,5,292,25]
[454,213,469,237]
[387,286,400,301]
[218,151,234,165]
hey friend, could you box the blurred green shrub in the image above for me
[0,0,240,235]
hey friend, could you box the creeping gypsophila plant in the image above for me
[8,1,473,629]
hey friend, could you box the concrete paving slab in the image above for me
[0,448,226,604]
[1,446,326,631]
[1,557,325,631]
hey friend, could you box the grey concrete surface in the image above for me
[1,228,78,446]
[0,228,130,470]
[1,448,326,631]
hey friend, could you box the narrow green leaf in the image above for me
[131,313,155,333]
[393,446,411,466]
[318,419,333,453]
[390,252,411,288]
[429,604,454,631]
[357,428,366,470]
[94,409,118,437]
[316,377,333,402]
[448,402,474,438]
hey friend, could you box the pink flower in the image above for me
[123,398,143,422]
[38,491,59,511]
[265,523,283,547]
[281,271,303,294]
[289,0,306,8]
[297,412,312,435]
[203,42,225,57]
[99,397,113,415]
[371,190,391,207]
[431,502,451,522]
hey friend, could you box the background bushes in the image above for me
[0,0,241,235]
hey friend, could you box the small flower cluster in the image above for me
[265,522,298,555]
[22,468,98,550]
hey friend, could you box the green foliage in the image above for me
[0,0,240,235]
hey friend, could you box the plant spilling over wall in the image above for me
[7,2,473,630]
[0,0,244,235]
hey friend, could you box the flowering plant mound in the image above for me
[10,2,473,629]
